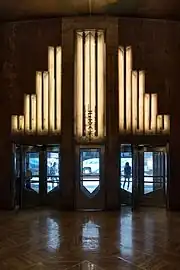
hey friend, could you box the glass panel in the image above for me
[25,150,39,193]
[80,149,100,195]
[144,151,164,194]
[120,145,132,193]
[47,148,60,193]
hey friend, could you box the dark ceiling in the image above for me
[1,0,180,21]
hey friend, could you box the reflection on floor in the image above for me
[0,208,180,269]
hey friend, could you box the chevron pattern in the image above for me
[0,208,179,269]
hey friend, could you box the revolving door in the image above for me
[120,144,169,208]
[13,144,61,208]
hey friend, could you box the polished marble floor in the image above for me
[0,208,180,269]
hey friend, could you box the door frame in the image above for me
[14,144,61,209]
[75,144,105,211]
[135,144,169,208]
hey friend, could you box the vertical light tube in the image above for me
[76,32,83,137]
[31,94,37,132]
[36,72,42,133]
[163,115,170,134]
[118,47,125,133]
[144,94,150,133]
[138,70,145,133]
[157,115,163,133]
[97,31,105,138]
[48,46,55,132]
[84,31,90,136]
[56,46,62,133]
[151,94,157,133]
[132,71,138,133]
[43,72,49,133]
[24,94,30,133]
[11,115,18,133]
[126,47,132,132]
[18,115,24,133]
[90,31,96,137]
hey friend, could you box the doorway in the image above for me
[14,144,60,208]
[120,144,168,209]
[75,146,105,210]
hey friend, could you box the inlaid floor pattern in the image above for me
[0,208,180,269]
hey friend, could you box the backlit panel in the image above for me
[75,30,106,141]
[118,46,170,135]
[11,46,62,135]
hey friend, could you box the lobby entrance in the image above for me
[14,144,60,208]
[120,144,169,209]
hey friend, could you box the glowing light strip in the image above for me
[126,47,132,132]
[11,115,18,132]
[43,72,49,133]
[31,95,36,132]
[18,115,24,133]
[24,94,30,133]
[56,47,62,132]
[76,32,83,137]
[36,72,42,133]
[144,94,150,133]
[84,31,90,135]
[97,31,105,138]
[151,94,157,133]
[48,47,55,131]
[157,115,163,133]
[138,70,145,132]
[132,71,138,133]
[118,47,124,132]
[163,115,170,134]
[90,31,96,136]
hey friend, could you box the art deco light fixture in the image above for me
[74,30,106,141]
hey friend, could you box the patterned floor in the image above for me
[0,208,180,269]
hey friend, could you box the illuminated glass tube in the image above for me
[18,115,24,133]
[118,47,125,133]
[151,94,157,133]
[138,71,145,133]
[36,72,42,133]
[43,72,49,133]
[97,31,105,138]
[24,94,30,133]
[76,32,83,137]
[126,47,132,132]
[48,46,55,132]
[56,47,62,133]
[84,31,90,135]
[11,115,18,133]
[144,94,150,133]
[90,31,96,137]
[31,94,37,132]
[132,71,138,133]
[157,115,163,133]
[163,115,170,134]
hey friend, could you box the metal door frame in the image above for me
[13,144,61,209]
[75,144,105,210]
[135,144,168,208]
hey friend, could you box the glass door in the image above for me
[44,145,61,208]
[75,146,105,210]
[138,146,168,207]
[22,145,41,208]
[14,144,61,209]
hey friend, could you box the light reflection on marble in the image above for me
[66,260,103,270]
[46,217,61,250]
[82,220,100,251]
[119,211,133,257]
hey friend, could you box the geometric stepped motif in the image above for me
[118,46,170,135]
